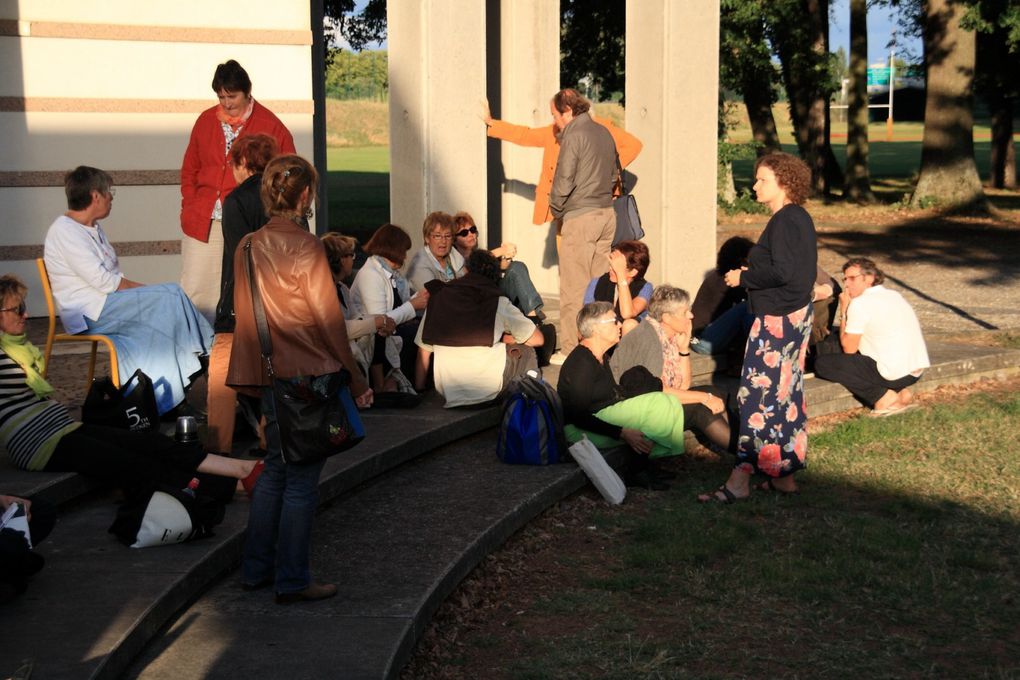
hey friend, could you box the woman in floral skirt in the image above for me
[698,152,816,502]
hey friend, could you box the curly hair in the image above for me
[466,249,501,285]
[755,152,812,206]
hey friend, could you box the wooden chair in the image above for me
[35,258,119,388]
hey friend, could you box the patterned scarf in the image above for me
[649,318,683,389]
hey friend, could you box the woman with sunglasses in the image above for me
[0,275,261,497]
[451,212,545,321]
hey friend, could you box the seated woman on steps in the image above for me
[610,285,736,455]
[557,301,686,490]
[582,240,653,337]
[0,275,261,497]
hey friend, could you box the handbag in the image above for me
[245,241,365,465]
[568,436,626,505]
[612,158,644,246]
[81,369,159,432]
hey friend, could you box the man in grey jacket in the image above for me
[548,88,619,356]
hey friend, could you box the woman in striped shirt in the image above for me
[0,275,261,495]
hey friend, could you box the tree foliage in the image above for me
[560,0,626,100]
[323,0,387,54]
[325,49,388,100]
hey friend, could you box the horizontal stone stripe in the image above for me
[0,170,180,188]
[0,19,311,45]
[0,241,181,261]
[0,97,313,114]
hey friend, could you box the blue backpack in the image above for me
[496,373,568,465]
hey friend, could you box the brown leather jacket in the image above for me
[227,216,368,398]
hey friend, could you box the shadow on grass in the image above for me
[495,399,1020,678]
[326,170,390,242]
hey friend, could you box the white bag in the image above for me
[569,436,626,505]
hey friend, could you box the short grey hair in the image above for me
[577,301,615,339]
[647,285,690,322]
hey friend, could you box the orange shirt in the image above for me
[487,116,643,225]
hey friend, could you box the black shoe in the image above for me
[624,470,670,491]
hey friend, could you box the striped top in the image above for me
[0,350,81,471]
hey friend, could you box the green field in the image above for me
[325,146,390,240]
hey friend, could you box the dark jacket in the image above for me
[227,217,362,389]
[740,204,817,316]
[215,173,267,333]
[549,112,619,219]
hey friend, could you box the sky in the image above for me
[828,0,923,66]
[343,1,924,69]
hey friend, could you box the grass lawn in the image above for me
[325,145,389,241]
[405,373,1020,679]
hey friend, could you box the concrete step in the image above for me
[0,394,499,680]
[126,431,623,680]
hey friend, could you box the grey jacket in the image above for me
[549,112,619,219]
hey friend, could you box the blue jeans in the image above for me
[691,301,754,355]
[500,261,544,316]
[242,388,326,594]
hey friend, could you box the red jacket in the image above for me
[179,100,296,241]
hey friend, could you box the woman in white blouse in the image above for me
[43,166,213,415]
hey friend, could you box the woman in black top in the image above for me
[558,302,686,489]
[206,133,278,455]
[699,152,816,502]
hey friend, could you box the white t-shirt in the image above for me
[416,297,536,408]
[845,284,930,380]
[43,215,124,334]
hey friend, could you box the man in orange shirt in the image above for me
[483,92,642,358]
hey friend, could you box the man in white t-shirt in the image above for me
[414,250,545,408]
[815,258,930,416]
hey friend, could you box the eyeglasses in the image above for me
[843,274,863,282]
[430,232,453,241]
[593,318,621,325]
[0,301,27,315]
[456,226,478,238]
[340,253,355,259]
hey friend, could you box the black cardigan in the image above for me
[740,204,817,317]
[215,173,268,332]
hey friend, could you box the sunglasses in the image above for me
[456,226,478,238]
[0,300,27,315]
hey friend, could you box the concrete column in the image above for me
[495,0,560,297]
[625,0,719,296]
[387,1,487,248]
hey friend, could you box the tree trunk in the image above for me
[911,0,986,209]
[989,98,1017,189]
[742,84,782,155]
[774,0,843,195]
[844,0,876,203]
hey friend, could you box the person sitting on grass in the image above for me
[414,250,544,407]
[582,240,652,337]
[557,301,687,490]
[814,258,929,416]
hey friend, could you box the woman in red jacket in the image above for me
[179,59,295,323]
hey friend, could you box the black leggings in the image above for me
[45,424,207,495]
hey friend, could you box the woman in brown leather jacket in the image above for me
[228,154,372,604]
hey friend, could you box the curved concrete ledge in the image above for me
[0,394,499,680]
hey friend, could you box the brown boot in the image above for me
[275,582,337,605]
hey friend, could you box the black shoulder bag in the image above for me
[244,240,365,465]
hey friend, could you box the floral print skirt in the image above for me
[735,304,812,478]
